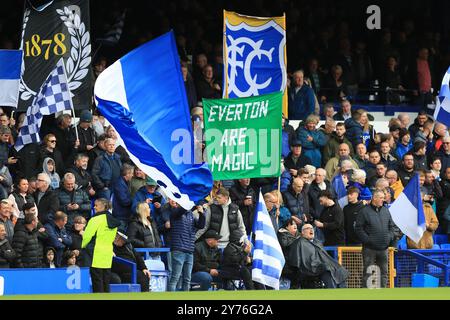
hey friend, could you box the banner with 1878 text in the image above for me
[203,91,282,180]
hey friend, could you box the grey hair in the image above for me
[37,172,51,185]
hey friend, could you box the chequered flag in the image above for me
[15,59,73,151]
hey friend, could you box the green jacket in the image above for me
[322,133,354,166]
[82,211,120,268]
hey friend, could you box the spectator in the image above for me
[0,125,16,168]
[44,211,72,266]
[413,141,428,170]
[379,141,398,170]
[105,126,132,165]
[354,143,368,169]
[322,104,335,120]
[397,153,416,187]
[308,168,334,220]
[111,232,151,292]
[195,64,221,100]
[364,149,381,182]
[203,188,246,249]
[191,229,221,291]
[349,169,372,202]
[281,116,296,158]
[281,176,312,229]
[81,198,121,293]
[91,138,122,200]
[111,164,134,230]
[355,189,396,288]
[389,124,401,144]
[381,56,404,104]
[325,143,359,181]
[333,99,353,121]
[132,177,165,224]
[167,200,205,291]
[287,223,348,288]
[406,192,439,249]
[39,134,65,177]
[181,64,197,110]
[9,142,40,180]
[0,222,16,268]
[9,177,35,220]
[130,166,146,198]
[87,134,106,172]
[324,65,347,103]
[12,213,42,268]
[70,109,97,155]
[277,217,301,288]
[0,199,14,243]
[283,140,312,178]
[127,202,162,250]
[50,114,73,167]
[345,109,375,149]
[68,215,87,267]
[322,122,354,165]
[407,47,433,111]
[229,179,256,234]
[34,172,60,225]
[429,157,442,181]
[58,172,91,228]
[435,136,450,172]
[367,163,387,189]
[297,115,327,168]
[42,158,60,190]
[61,249,77,267]
[220,238,255,290]
[395,128,413,160]
[408,111,429,139]
[305,58,325,99]
[43,247,57,268]
[66,153,95,197]
[313,190,345,246]
[397,113,411,129]
[288,70,315,120]
[438,167,450,222]
[343,187,364,245]
[319,118,336,141]
[385,170,404,200]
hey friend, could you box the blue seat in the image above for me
[434,234,449,245]
[440,244,450,250]
[397,236,407,250]
[432,244,441,249]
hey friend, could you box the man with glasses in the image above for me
[33,173,60,224]
[397,153,416,187]
[436,136,450,172]
[39,134,65,177]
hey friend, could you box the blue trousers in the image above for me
[168,251,194,291]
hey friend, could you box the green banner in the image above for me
[203,91,282,180]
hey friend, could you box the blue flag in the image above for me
[94,31,213,210]
[434,66,450,127]
[0,50,22,107]
[332,174,348,209]
[252,190,285,289]
[390,174,426,244]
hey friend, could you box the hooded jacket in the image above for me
[81,210,121,268]
[42,157,61,190]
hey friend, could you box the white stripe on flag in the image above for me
[0,79,20,107]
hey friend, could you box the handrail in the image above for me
[112,256,137,284]
[135,247,170,260]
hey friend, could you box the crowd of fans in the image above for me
[0,0,450,292]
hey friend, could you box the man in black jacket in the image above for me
[12,213,42,268]
[191,230,221,291]
[355,189,395,288]
[308,168,335,219]
[343,187,365,245]
[66,153,95,197]
[397,153,416,187]
[283,140,312,178]
[111,231,151,292]
[34,173,60,224]
[0,222,16,268]
[314,190,345,246]
[229,179,256,234]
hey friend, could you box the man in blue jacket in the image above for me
[132,177,166,223]
[288,70,316,121]
[44,211,72,266]
[112,164,134,231]
[167,199,205,291]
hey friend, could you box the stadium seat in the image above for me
[397,236,407,250]
[432,244,441,249]
[434,234,449,245]
[440,244,450,250]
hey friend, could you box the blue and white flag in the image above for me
[0,50,22,107]
[252,190,285,289]
[15,58,72,151]
[332,174,348,208]
[434,66,450,127]
[389,174,426,244]
[94,31,213,210]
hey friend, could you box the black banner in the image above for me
[19,0,92,111]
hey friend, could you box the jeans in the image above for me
[361,247,389,288]
[191,271,220,291]
[168,251,194,291]
[96,188,111,200]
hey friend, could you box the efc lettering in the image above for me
[24,33,67,60]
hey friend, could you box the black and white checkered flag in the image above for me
[15,58,73,151]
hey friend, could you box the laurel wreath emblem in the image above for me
[19,6,91,101]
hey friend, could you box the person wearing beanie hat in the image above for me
[70,109,97,155]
